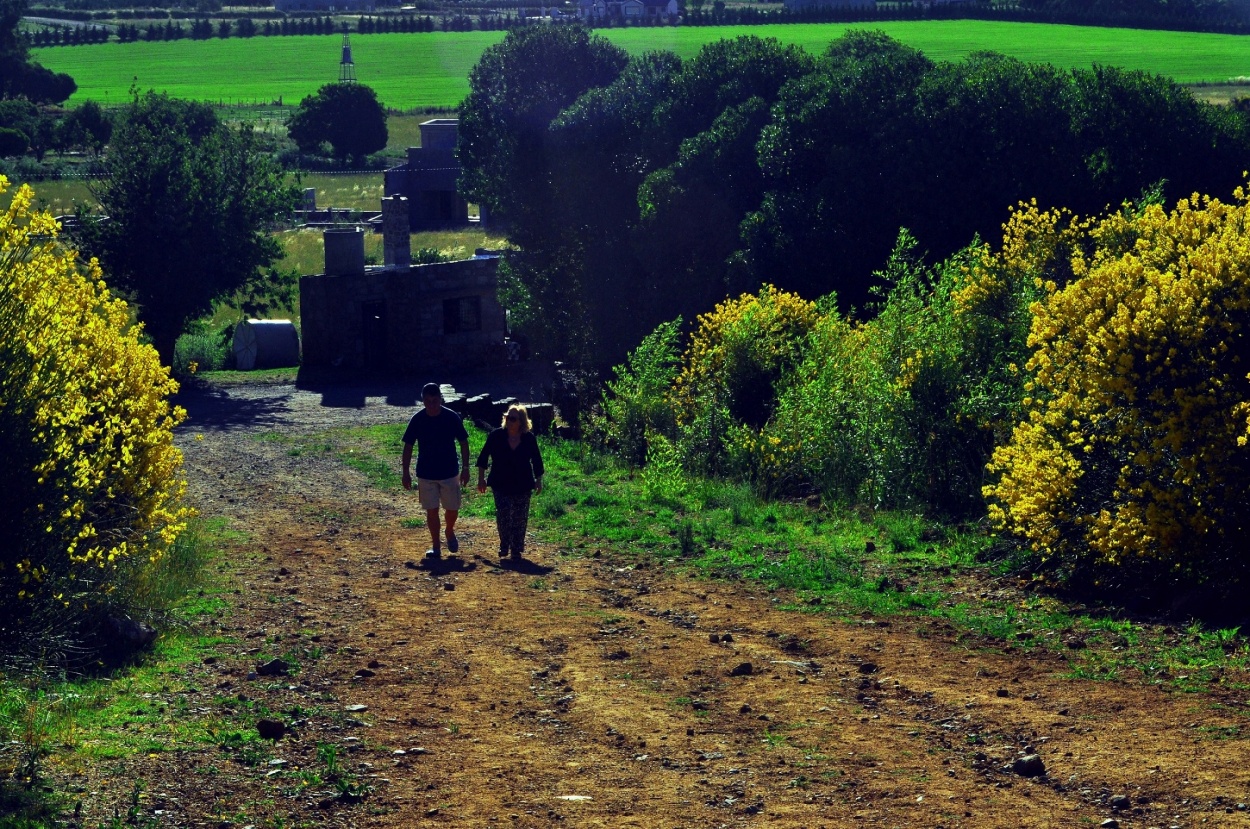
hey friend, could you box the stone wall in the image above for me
[300,256,508,375]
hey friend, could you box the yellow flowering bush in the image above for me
[0,177,190,626]
[985,186,1250,581]
[672,285,819,479]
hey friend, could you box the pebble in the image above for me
[729,662,753,677]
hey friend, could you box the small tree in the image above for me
[56,100,112,156]
[76,92,299,365]
[287,82,388,165]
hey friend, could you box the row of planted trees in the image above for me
[589,189,1250,597]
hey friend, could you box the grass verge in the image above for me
[329,421,1250,695]
[0,516,234,826]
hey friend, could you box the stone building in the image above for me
[299,196,509,375]
[383,118,473,231]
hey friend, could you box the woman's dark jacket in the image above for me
[476,428,545,495]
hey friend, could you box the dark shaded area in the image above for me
[173,381,294,434]
[294,361,556,411]
[413,554,478,576]
[495,556,555,576]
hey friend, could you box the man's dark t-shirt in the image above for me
[402,407,469,480]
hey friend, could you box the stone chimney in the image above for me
[382,194,411,269]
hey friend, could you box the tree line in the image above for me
[676,0,1250,35]
[457,26,1250,370]
[25,11,531,45]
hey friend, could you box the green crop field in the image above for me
[33,21,1250,111]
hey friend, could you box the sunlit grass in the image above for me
[31,24,1250,110]
[0,178,93,214]
[274,225,510,277]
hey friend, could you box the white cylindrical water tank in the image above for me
[232,319,301,371]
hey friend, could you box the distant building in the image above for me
[383,119,473,231]
[299,211,509,375]
[576,0,681,22]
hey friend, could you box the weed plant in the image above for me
[0,514,222,823]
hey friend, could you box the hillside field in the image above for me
[32,21,1250,110]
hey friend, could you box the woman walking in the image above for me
[476,404,545,561]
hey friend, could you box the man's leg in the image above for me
[442,476,462,553]
[426,508,441,554]
[444,509,459,552]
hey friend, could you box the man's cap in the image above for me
[422,383,442,398]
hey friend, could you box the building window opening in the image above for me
[443,296,481,334]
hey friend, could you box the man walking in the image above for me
[401,383,470,558]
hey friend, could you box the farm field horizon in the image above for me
[33,20,1250,110]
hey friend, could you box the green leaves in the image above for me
[76,92,299,364]
[286,82,388,164]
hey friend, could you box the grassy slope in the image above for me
[33,21,1250,110]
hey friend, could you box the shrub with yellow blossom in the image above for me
[0,177,190,641]
[984,185,1250,583]
[672,285,818,477]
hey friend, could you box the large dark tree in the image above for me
[458,25,629,245]
[287,82,387,164]
[0,0,76,103]
[76,92,299,364]
[463,28,1250,369]
[457,25,629,361]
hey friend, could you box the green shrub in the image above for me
[588,317,682,466]
[174,322,232,374]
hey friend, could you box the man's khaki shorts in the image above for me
[417,476,462,511]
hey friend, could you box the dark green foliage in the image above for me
[588,317,683,466]
[0,0,76,103]
[548,51,685,361]
[0,125,26,156]
[462,28,1250,370]
[75,92,299,364]
[459,25,629,241]
[56,100,111,156]
[287,82,388,164]
[458,24,629,362]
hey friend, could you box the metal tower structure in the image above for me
[339,34,356,84]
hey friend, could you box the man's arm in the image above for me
[401,442,414,490]
[458,436,470,485]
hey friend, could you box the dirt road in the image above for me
[102,375,1250,828]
